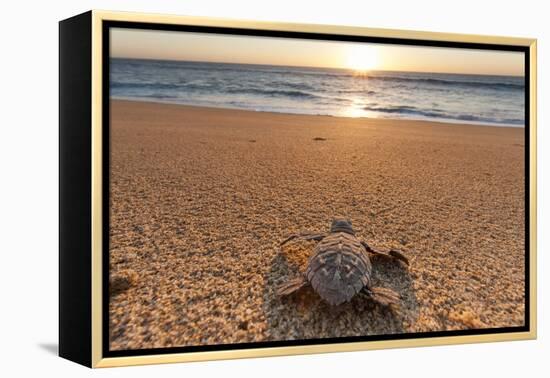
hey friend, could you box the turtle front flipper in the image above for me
[387,249,409,266]
[280,232,326,246]
[276,274,308,296]
[364,286,400,306]
[361,241,409,266]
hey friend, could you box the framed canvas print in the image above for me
[59,10,537,368]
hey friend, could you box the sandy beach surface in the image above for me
[109,99,525,351]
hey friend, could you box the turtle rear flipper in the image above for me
[277,275,308,296]
[366,286,400,306]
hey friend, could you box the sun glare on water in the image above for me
[346,45,380,73]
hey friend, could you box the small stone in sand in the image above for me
[110,269,139,296]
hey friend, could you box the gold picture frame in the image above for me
[59,10,537,368]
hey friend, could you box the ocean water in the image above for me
[110,58,525,127]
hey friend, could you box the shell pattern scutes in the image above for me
[305,232,372,305]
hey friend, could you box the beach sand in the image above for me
[109,99,525,350]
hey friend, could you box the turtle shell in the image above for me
[305,231,372,305]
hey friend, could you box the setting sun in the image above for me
[346,45,380,72]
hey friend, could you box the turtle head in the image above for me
[330,218,355,235]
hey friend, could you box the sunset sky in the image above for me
[111,28,524,76]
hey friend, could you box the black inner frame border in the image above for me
[102,20,531,359]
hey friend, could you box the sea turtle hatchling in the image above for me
[277,218,409,306]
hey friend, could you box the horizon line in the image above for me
[110,55,525,78]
